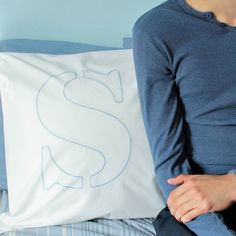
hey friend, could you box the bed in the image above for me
[0,37,158,236]
[0,190,156,236]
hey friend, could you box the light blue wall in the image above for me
[0,0,162,47]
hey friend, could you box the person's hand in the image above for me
[166,173,236,223]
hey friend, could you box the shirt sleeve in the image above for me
[132,27,193,203]
[132,28,236,236]
[228,169,236,175]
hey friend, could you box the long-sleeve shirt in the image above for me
[132,0,236,235]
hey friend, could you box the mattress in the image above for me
[0,191,156,236]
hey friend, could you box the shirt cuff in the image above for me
[227,169,236,175]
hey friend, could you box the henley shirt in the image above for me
[132,0,236,235]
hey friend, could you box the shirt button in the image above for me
[206,12,214,19]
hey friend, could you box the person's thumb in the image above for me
[167,174,192,185]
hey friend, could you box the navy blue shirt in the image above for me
[132,0,236,234]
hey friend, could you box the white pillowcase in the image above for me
[0,50,164,233]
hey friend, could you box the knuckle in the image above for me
[166,200,172,210]
[168,193,174,202]
[191,184,199,192]
[202,201,212,211]
[193,188,202,197]
[175,207,186,220]
[191,185,202,196]
[177,208,184,216]
[167,201,171,209]
[187,179,195,186]
[170,206,175,215]
[174,213,181,221]
[197,192,205,200]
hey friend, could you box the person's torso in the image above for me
[134,0,236,174]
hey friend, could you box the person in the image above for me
[132,0,236,235]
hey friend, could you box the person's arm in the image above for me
[132,27,192,203]
[132,26,236,236]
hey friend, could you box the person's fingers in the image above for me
[174,199,200,221]
[167,180,193,208]
[169,188,198,216]
[180,204,207,223]
[167,174,193,185]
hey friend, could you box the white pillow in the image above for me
[0,50,165,233]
